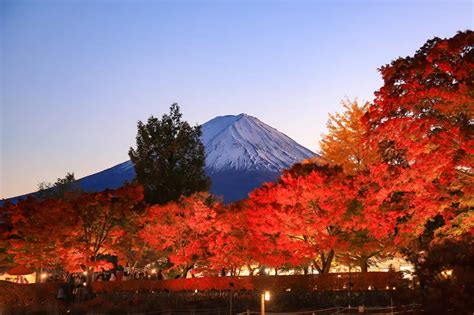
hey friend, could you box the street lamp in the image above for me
[264,291,271,301]
[261,290,271,315]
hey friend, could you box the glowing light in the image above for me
[386,286,390,290]
[441,269,453,278]
[337,274,342,278]
[41,273,47,279]
[392,287,396,290]
[83,282,87,286]
[264,291,271,301]
[151,269,157,274]
[194,289,198,293]
[83,271,87,276]
[368,285,373,290]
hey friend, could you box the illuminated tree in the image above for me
[320,99,378,174]
[0,201,15,268]
[207,201,261,276]
[318,99,393,270]
[247,164,359,273]
[65,184,144,286]
[7,198,76,279]
[362,30,473,245]
[5,183,143,287]
[139,193,218,278]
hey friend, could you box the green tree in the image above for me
[37,172,81,200]
[129,103,210,205]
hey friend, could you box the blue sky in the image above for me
[1,0,472,198]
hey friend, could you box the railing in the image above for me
[236,304,422,315]
[0,273,410,315]
[91,272,404,293]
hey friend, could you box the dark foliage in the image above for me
[36,172,81,200]
[129,104,210,204]
[403,216,474,314]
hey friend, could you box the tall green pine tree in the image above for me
[129,104,210,205]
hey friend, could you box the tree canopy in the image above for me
[319,99,378,174]
[129,104,210,205]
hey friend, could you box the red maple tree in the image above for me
[139,193,218,278]
[246,164,363,273]
[4,184,143,286]
[206,201,262,276]
[64,184,144,285]
[7,197,76,279]
[362,30,473,245]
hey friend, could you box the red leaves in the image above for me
[2,184,144,273]
[362,30,473,247]
[140,193,219,276]
[245,165,368,271]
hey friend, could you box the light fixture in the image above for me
[441,269,453,278]
[264,290,271,301]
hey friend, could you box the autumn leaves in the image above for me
[1,31,472,280]
[141,31,473,276]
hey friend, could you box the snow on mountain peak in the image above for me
[201,114,315,172]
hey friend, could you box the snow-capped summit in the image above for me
[202,114,315,172]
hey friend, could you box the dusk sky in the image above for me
[1,0,472,198]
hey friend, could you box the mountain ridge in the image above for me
[3,114,316,204]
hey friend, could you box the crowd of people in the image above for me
[55,267,164,301]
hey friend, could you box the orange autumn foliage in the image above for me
[320,99,378,174]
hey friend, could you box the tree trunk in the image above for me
[86,266,93,293]
[182,264,194,278]
[321,250,335,273]
[359,256,369,273]
[312,250,335,274]
[313,262,323,274]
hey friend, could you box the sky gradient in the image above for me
[1,0,472,198]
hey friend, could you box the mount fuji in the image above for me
[10,114,316,203]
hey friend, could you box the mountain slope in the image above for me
[202,114,315,172]
[6,114,316,204]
